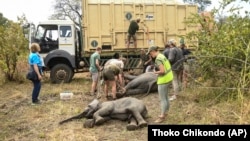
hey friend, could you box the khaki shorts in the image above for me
[91,72,99,82]
[127,34,136,41]
[103,69,115,81]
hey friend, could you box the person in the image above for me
[103,64,121,100]
[163,42,171,59]
[104,52,125,87]
[28,43,43,105]
[89,47,102,96]
[180,43,192,89]
[167,39,185,101]
[146,46,173,123]
[126,17,141,49]
[140,49,152,73]
[145,55,155,73]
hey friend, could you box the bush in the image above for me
[0,21,28,82]
[185,1,250,100]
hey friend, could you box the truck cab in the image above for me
[32,20,83,83]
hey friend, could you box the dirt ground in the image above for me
[0,72,250,141]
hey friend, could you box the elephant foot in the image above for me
[95,117,105,125]
[138,121,147,128]
[83,119,95,128]
[126,124,138,131]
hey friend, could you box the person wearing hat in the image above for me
[168,39,185,101]
[126,17,141,49]
[89,47,103,96]
[146,46,173,123]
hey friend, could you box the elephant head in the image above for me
[84,99,100,118]
[59,99,101,125]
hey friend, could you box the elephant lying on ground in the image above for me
[117,72,158,97]
[59,97,148,131]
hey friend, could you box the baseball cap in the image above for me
[146,46,159,55]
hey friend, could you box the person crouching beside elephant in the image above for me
[103,64,122,100]
[104,52,125,87]
[146,46,173,123]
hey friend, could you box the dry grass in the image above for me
[0,72,250,141]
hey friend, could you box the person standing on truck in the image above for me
[146,46,173,123]
[167,39,185,101]
[89,47,103,96]
[28,43,43,105]
[126,17,141,49]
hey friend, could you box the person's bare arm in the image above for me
[154,64,165,75]
[95,59,102,71]
[144,56,152,65]
[118,74,124,87]
[33,64,42,80]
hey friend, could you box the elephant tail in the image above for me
[59,111,87,125]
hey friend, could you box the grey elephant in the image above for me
[59,97,148,131]
[117,72,158,97]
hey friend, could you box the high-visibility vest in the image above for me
[156,54,173,85]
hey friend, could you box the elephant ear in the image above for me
[88,99,100,110]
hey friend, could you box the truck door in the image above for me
[58,25,75,55]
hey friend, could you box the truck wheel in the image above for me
[70,70,75,80]
[50,64,73,83]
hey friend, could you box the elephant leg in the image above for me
[95,116,111,126]
[83,119,95,128]
[126,117,138,131]
[125,89,145,95]
[93,106,113,125]
[130,110,147,128]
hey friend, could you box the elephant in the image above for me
[117,72,158,97]
[59,97,148,131]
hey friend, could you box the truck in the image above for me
[30,0,198,83]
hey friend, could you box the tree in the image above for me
[0,13,8,26]
[50,0,82,27]
[184,0,250,100]
[183,0,212,12]
[0,18,28,81]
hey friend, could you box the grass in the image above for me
[0,72,250,141]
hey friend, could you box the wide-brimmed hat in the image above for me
[168,39,176,46]
[146,46,159,55]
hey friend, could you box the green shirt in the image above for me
[89,52,100,73]
[128,20,139,35]
[155,53,173,85]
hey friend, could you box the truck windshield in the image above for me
[35,26,45,40]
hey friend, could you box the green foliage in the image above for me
[0,13,8,26]
[0,21,28,81]
[184,0,250,100]
[183,0,211,12]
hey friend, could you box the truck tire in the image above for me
[50,64,73,83]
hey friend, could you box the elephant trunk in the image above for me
[59,110,88,125]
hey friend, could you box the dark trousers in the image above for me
[31,80,41,103]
